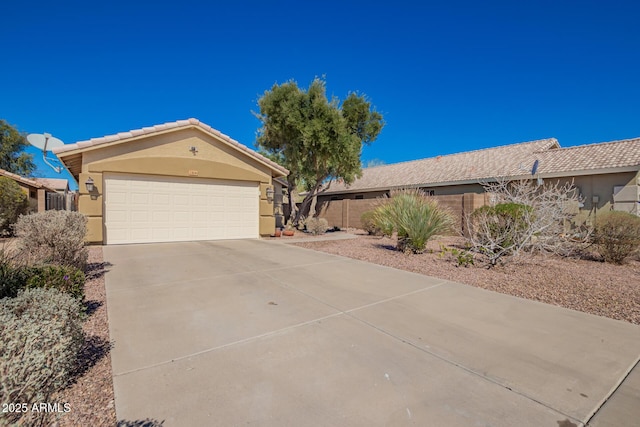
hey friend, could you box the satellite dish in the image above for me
[27,133,64,151]
[531,159,539,176]
[26,133,65,173]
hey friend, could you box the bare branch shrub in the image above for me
[14,210,88,269]
[467,178,589,265]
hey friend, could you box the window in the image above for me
[420,188,435,196]
[330,196,339,201]
[355,194,364,200]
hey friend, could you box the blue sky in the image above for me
[2,0,639,189]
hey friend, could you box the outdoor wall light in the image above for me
[266,187,274,202]
[85,177,95,193]
[189,146,198,155]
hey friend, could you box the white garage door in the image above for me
[104,173,259,244]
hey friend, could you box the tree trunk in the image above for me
[287,183,298,226]
[309,193,318,218]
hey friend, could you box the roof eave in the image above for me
[320,165,640,195]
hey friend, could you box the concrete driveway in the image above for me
[104,239,640,426]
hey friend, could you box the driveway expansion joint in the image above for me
[583,356,640,426]
[344,311,583,425]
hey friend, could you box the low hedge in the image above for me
[0,262,85,300]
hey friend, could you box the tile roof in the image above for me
[323,138,561,193]
[52,118,289,176]
[0,169,57,192]
[533,137,640,175]
[33,178,69,191]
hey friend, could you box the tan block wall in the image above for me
[433,194,464,234]
[317,193,488,234]
[317,200,345,228]
[316,172,639,233]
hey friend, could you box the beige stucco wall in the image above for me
[552,171,638,224]
[76,127,279,243]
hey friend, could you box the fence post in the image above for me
[343,199,349,229]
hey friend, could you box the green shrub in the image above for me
[595,211,640,264]
[0,176,29,236]
[0,250,29,299]
[305,217,329,235]
[24,264,85,300]
[360,211,381,235]
[0,250,85,300]
[0,288,85,416]
[470,202,533,259]
[372,189,454,254]
[14,210,88,269]
[439,244,475,267]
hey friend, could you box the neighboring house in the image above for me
[52,118,289,245]
[316,137,640,230]
[0,168,57,212]
[34,178,76,211]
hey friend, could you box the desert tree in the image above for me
[255,77,384,225]
[0,120,35,176]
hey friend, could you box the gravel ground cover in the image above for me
[294,232,640,325]
[53,246,116,426]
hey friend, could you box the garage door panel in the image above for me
[131,193,149,203]
[104,173,259,244]
[152,193,171,205]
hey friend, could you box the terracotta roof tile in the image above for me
[534,137,640,174]
[323,137,640,194]
[53,118,289,176]
[33,178,69,191]
[323,139,557,193]
[0,169,57,192]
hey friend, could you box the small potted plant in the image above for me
[283,220,295,236]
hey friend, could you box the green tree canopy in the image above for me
[255,77,384,224]
[0,120,35,176]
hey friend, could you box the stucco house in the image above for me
[52,119,288,245]
[0,168,57,212]
[33,178,75,211]
[316,137,640,230]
